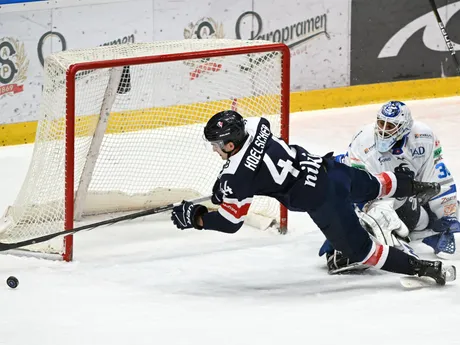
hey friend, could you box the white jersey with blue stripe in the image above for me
[344,121,457,220]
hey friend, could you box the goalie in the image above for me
[321,101,459,273]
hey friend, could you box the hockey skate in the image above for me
[412,181,440,205]
[326,250,369,275]
[409,257,456,286]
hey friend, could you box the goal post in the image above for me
[0,40,290,261]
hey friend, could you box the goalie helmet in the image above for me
[204,110,247,150]
[374,101,413,152]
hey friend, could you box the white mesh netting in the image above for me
[0,39,287,258]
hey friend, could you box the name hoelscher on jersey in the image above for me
[344,121,457,219]
[202,117,326,233]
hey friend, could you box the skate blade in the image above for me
[400,265,456,288]
[328,263,370,275]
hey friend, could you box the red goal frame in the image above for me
[64,43,291,261]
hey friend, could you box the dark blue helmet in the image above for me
[204,110,247,149]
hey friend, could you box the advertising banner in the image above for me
[0,0,153,123]
[154,0,350,91]
[1,0,351,124]
[350,0,460,85]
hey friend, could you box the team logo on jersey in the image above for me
[434,147,442,158]
[219,180,233,197]
[443,204,457,217]
[378,156,391,164]
[414,133,432,139]
[364,144,376,154]
[300,153,322,187]
[410,146,425,157]
[217,121,223,128]
[441,196,457,205]
[434,156,443,164]
[0,37,28,97]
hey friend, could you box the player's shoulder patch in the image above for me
[217,175,236,199]
[411,121,434,141]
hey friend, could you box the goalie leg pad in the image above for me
[423,233,456,255]
[422,216,460,255]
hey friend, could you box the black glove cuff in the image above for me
[192,205,208,230]
[393,171,413,197]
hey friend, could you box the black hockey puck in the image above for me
[6,276,19,289]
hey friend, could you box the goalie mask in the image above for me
[204,110,247,153]
[374,101,413,153]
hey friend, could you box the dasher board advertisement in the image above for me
[350,0,460,85]
[154,0,350,91]
[0,1,153,124]
[0,0,350,124]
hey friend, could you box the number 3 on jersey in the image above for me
[436,162,451,179]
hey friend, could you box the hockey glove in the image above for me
[394,164,415,180]
[171,201,208,230]
[211,179,224,205]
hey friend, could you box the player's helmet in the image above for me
[204,110,247,150]
[374,101,413,152]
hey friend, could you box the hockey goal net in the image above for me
[0,39,290,261]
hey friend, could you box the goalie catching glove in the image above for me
[171,201,208,230]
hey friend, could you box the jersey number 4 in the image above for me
[263,137,322,187]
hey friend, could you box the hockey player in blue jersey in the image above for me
[170,110,454,285]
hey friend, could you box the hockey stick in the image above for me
[429,0,460,75]
[0,195,211,252]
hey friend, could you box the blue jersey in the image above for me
[202,117,328,233]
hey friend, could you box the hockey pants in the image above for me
[307,159,382,263]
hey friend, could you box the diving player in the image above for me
[170,110,453,285]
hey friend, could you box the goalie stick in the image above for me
[0,195,211,253]
[429,0,460,75]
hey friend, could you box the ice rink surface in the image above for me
[0,97,459,345]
